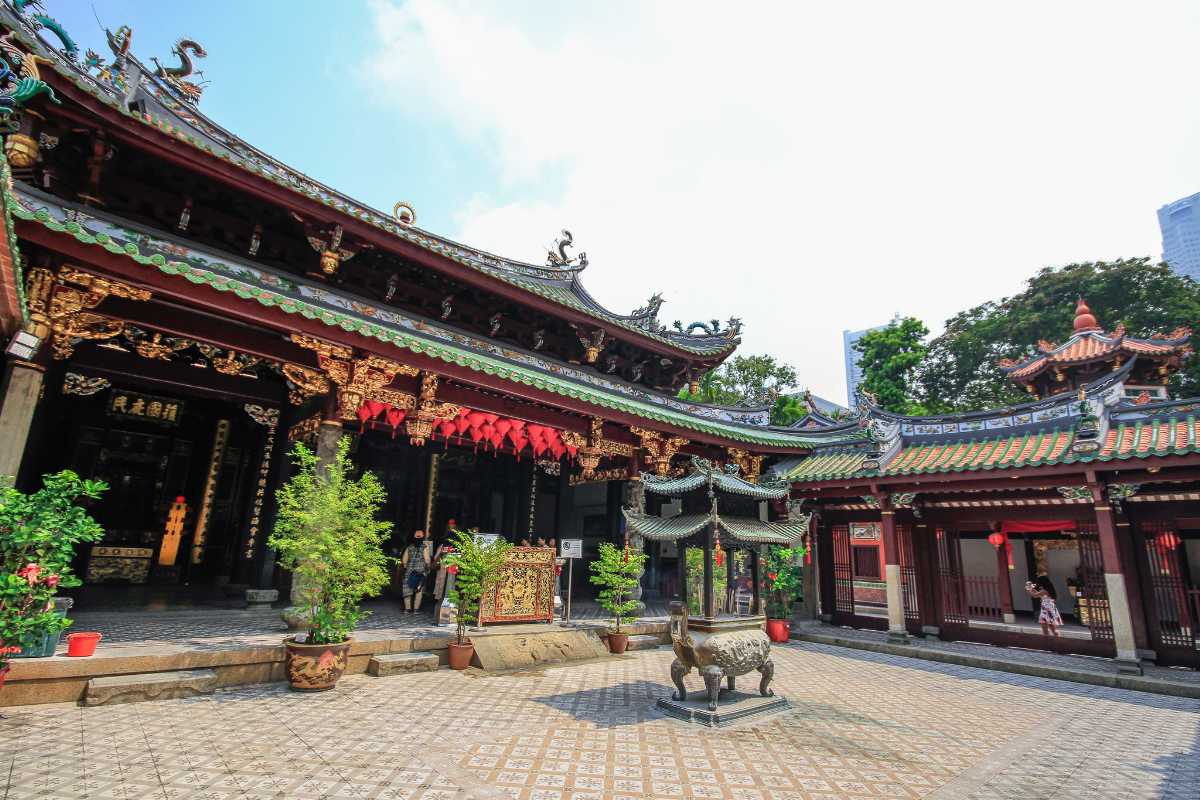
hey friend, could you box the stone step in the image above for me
[85,669,217,707]
[368,652,440,677]
[625,634,663,651]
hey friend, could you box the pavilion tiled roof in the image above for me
[998,299,1191,382]
[783,411,1200,483]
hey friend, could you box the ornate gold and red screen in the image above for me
[479,546,555,624]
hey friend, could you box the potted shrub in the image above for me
[1,471,106,683]
[764,545,805,643]
[269,438,392,691]
[443,529,510,670]
[589,541,647,654]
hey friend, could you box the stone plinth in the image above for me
[245,589,278,610]
[85,669,218,706]
[657,691,789,727]
[368,652,439,676]
[470,627,609,670]
[625,634,661,651]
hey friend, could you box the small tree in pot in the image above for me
[1,471,106,680]
[269,438,392,691]
[589,541,647,653]
[764,545,805,642]
[443,529,510,669]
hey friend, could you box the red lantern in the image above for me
[385,407,406,430]
[1157,531,1181,550]
[987,532,1005,549]
[447,565,459,575]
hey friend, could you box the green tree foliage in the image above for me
[854,317,930,414]
[588,541,648,632]
[0,471,106,670]
[443,529,512,646]
[679,354,799,423]
[771,395,807,426]
[269,438,393,645]
[764,545,806,618]
[918,259,1200,412]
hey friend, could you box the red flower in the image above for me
[447,565,459,575]
[767,572,778,582]
[45,574,60,588]
[16,563,40,586]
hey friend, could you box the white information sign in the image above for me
[474,533,502,546]
[560,539,583,558]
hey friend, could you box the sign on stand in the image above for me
[560,539,583,622]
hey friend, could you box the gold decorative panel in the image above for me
[479,547,556,624]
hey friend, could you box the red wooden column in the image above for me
[990,526,1016,624]
[876,492,909,643]
[1087,473,1142,674]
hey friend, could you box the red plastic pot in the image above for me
[66,632,102,657]
[766,619,791,643]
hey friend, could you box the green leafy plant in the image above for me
[764,545,806,619]
[268,438,392,645]
[0,471,106,671]
[589,541,648,632]
[444,529,511,646]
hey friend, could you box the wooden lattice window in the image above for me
[852,545,881,580]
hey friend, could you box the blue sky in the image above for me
[51,2,1200,404]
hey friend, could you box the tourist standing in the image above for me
[1026,575,1063,636]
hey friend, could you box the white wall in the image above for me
[1007,540,1034,613]
[1186,538,1200,582]
[961,538,998,579]
[1043,548,1080,615]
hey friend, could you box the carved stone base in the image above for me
[656,691,789,728]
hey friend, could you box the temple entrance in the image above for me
[38,377,266,610]
[1136,520,1200,667]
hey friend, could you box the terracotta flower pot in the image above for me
[607,632,629,654]
[766,619,790,643]
[284,637,351,691]
[447,641,474,670]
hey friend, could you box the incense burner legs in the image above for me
[667,604,774,712]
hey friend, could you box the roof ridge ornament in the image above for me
[546,229,587,269]
[151,37,207,105]
[1073,296,1100,333]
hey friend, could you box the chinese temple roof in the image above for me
[777,381,1200,484]
[641,457,791,499]
[998,298,1192,386]
[0,5,739,358]
[621,508,808,545]
[9,181,859,449]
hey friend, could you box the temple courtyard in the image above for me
[2,642,1196,800]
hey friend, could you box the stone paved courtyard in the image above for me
[2,642,1197,800]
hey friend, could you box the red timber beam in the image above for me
[37,76,722,366]
[20,221,790,453]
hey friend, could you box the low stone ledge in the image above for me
[625,635,662,651]
[85,669,218,706]
[368,653,440,677]
[791,628,1200,700]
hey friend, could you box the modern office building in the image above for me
[843,315,899,406]
[1158,192,1200,281]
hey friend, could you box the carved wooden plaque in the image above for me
[479,546,555,624]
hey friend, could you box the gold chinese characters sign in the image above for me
[108,392,183,425]
[479,546,556,624]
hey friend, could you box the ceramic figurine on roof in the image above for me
[546,229,586,270]
[151,37,207,104]
[0,30,56,128]
[998,298,1192,400]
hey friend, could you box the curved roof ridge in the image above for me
[0,6,741,358]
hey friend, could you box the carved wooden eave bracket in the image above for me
[24,266,151,360]
[726,447,764,484]
[562,417,633,479]
[570,324,607,364]
[305,223,364,277]
[631,426,689,477]
[406,372,461,446]
[289,333,419,418]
